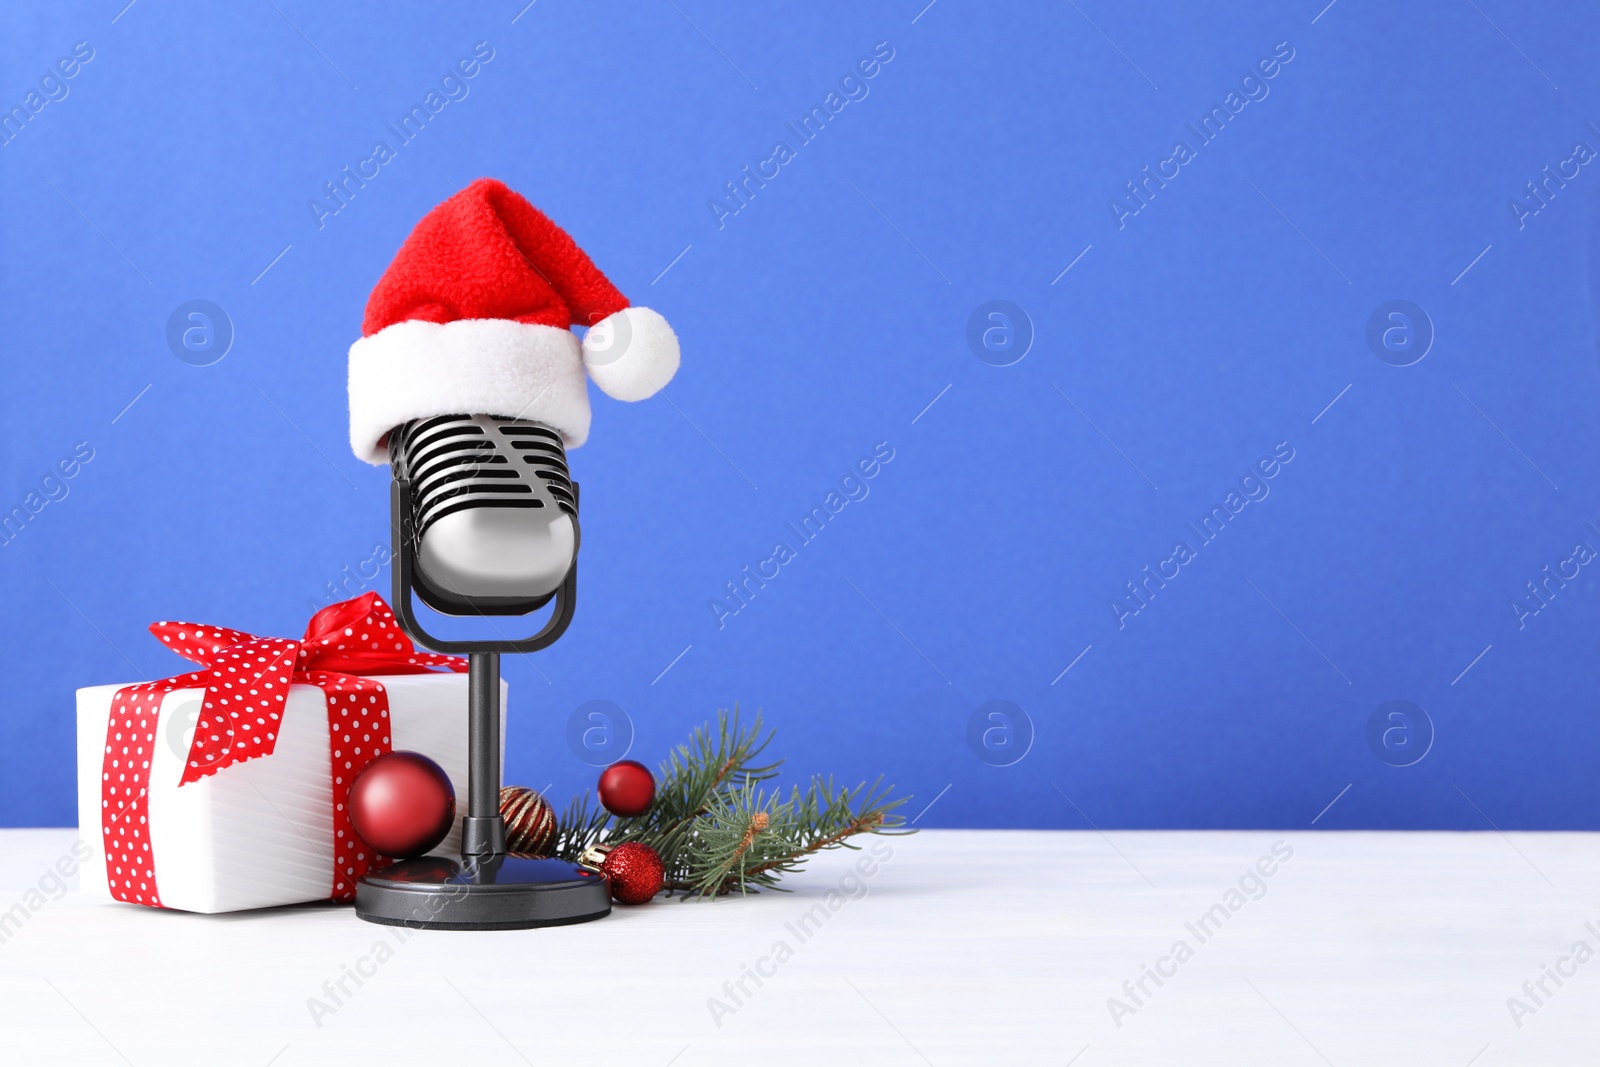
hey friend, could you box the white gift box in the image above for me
[76,673,503,914]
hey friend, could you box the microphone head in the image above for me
[391,415,578,616]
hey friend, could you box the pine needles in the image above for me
[551,706,912,898]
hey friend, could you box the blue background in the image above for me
[2,0,1596,830]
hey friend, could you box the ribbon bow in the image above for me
[100,593,467,908]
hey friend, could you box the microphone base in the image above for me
[354,854,611,931]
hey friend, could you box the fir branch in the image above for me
[551,786,610,861]
[671,775,911,897]
[551,706,774,866]
[676,781,790,896]
[694,776,911,896]
[548,705,914,898]
[608,706,779,883]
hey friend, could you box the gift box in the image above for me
[74,593,502,914]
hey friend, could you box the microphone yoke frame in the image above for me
[389,415,579,653]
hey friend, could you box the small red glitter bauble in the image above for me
[499,785,556,855]
[348,751,455,859]
[597,759,656,817]
[602,842,664,904]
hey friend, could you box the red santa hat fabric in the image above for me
[348,178,679,464]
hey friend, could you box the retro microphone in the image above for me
[391,414,578,618]
[346,179,680,930]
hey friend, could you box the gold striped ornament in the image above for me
[498,785,557,855]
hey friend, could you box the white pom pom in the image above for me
[582,306,680,402]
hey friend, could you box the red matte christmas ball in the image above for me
[597,759,656,817]
[349,751,456,858]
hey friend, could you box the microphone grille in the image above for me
[390,415,574,540]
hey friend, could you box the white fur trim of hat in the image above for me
[348,318,592,465]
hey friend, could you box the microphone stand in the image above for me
[353,478,610,930]
[462,651,507,858]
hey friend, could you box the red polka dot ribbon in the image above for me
[100,592,466,908]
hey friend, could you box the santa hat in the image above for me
[347,178,680,464]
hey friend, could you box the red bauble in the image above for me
[601,842,664,904]
[597,759,656,817]
[348,752,455,859]
[499,785,556,855]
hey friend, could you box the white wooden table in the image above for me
[0,828,1593,1065]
